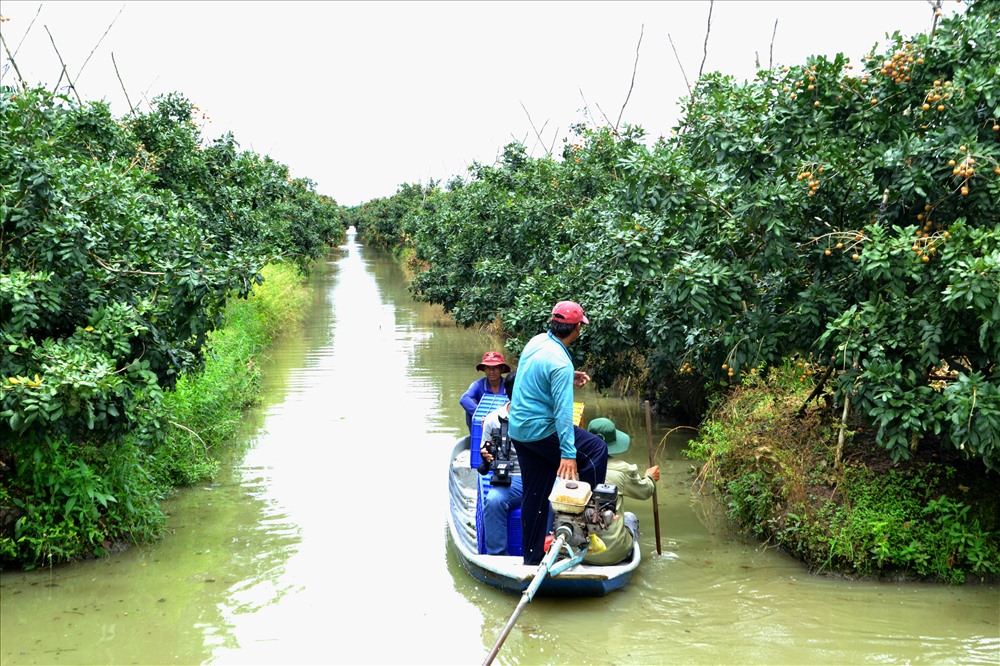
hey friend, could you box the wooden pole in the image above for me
[644,400,662,555]
[483,532,569,666]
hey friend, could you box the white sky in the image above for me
[1,1,964,207]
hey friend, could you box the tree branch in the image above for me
[616,24,644,131]
[697,0,714,80]
[88,251,165,276]
[696,194,733,218]
[519,101,551,156]
[44,25,82,104]
[75,3,125,83]
[927,0,942,37]
[769,18,778,71]
[0,31,28,91]
[835,390,851,469]
[797,365,835,417]
[667,33,691,98]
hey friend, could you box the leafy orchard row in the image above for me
[350,0,999,473]
[1,86,345,565]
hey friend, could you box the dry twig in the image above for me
[594,101,616,133]
[578,87,593,124]
[12,3,43,56]
[111,52,135,116]
[653,425,700,462]
[44,25,82,104]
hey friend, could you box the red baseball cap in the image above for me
[550,301,589,324]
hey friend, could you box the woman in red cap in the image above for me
[459,351,511,433]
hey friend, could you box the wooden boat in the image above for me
[447,435,641,597]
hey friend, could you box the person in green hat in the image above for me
[582,417,661,565]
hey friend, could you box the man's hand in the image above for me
[573,370,591,387]
[557,458,579,480]
[480,444,494,463]
[645,465,661,482]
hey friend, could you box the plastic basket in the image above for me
[506,507,522,556]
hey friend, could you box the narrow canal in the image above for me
[1,232,997,665]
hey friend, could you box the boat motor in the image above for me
[548,479,618,551]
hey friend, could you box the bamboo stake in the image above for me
[835,393,850,470]
[644,400,662,555]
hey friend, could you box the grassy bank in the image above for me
[0,261,310,569]
[147,261,310,487]
[685,361,1000,584]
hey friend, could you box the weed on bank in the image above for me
[686,361,1000,583]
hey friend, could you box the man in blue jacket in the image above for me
[508,300,608,566]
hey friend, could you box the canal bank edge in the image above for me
[0,261,315,570]
[685,360,1000,584]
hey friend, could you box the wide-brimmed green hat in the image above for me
[587,417,631,455]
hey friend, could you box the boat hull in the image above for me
[447,437,640,597]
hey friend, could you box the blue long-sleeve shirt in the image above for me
[508,331,577,459]
[459,377,507,420]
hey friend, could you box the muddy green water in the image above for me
[2,232,998,666]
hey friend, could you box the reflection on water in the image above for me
[2,232,998,666]
[207,233,485,665]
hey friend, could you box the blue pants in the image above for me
[512,426,608,566]
[483,475,523,555]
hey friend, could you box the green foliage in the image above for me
[690,359,999,582]
[363,1,999,473]
[822,466,999,583]
[6,439,121,566]
[150,262,307,487]
[725,471,775,538]
[347,182,434,251]
[2,86,343,444]
[0,82,334,567]
[0,260,308,568]
[684,419,734,461]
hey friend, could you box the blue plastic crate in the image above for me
[469,393,509,468]
[507,507,522,557]
[475,474,523,556]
